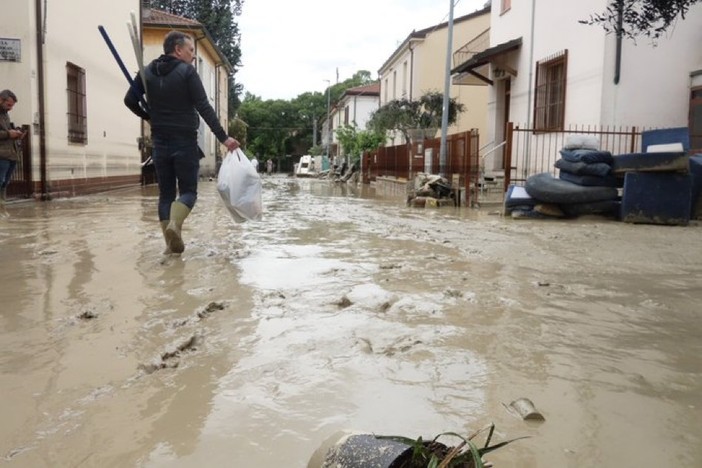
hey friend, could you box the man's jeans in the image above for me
[0,159,17,189]
[151,135,199,221]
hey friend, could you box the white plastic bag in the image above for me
[217,148,263,222]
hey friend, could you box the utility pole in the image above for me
[324,79,332,165]
[439,0,455,178]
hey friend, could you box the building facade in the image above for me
[0,0,144,198]
[324,82,380,160]
[453,0,702,175]
[0,2,233,198]
[377,6,491,146]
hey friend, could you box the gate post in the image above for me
[503,122,514,193]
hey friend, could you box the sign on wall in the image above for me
[0,38,21,62]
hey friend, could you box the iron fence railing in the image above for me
[504,122,643,192]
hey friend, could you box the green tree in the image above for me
[367,91,465,143]
[147,0,243,114]
[582,0,701,40]
[292,91,328,147]
[335,124,385,163]
[237,93,292,158]
[235,70,379,161]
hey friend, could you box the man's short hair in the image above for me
[0,89,17,103]
[163,31,192,55]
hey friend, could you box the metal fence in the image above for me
[364,129,481,205]
[504,122,643,191]
[7,124,33,199]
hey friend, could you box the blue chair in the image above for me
[641,127,690,152]
[619,127,693,224]
[613,127,689,173]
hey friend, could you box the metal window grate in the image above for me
[534,50,568,132]
[66,62,87,144]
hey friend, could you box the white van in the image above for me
[296,155,315,177]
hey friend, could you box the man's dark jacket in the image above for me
[124,55,227,143]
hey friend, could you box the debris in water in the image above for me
[507,397,545,421]
[139,334,203,374]
[336,296,353,309]
[197,301,226,319]
[77,309,98,320]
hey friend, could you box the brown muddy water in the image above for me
[1,176,702,467]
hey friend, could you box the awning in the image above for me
[451,37,522,86]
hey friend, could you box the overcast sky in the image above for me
[236,0,489,100]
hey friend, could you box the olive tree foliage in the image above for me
[335,124,385,163]
[367,91,465,144]
[147,0,244,113]
[581,0,701,40]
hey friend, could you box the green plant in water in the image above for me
[378,424,527,468]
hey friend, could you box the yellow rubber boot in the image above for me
[165,201,190,254]
[159,221,171,254]
[0,188,7,218]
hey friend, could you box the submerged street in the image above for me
[1,177,702,467]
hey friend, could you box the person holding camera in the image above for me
[0,89,25,208]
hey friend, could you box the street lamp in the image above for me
[324,79,331,166]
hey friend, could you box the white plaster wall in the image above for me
[350,95,379,130]
[488,0,608,131]
[38,0,142,183]
[488,0,701,135]
[379,48,413,105]
[1,1,46,184]
[601,2,702,130]
[0,3,34,135]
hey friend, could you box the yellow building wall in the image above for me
[379,11,490,146]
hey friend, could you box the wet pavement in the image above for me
[1,176,702,467]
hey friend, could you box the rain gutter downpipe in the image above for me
[439,0,455,178]
[524,0,537,176]
[409,43,415,101]
[35,0,48,199]
[614,0,623,84]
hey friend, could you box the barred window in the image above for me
[66,62,87,144]
[534,50,568,132]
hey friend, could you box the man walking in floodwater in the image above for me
[124,31,239,254]
[0,89,25,213]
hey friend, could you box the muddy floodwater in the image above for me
[1,176,702,467]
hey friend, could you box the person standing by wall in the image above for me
[266,159,273,175]
[124,31,239,254]
[0,90,25,211]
